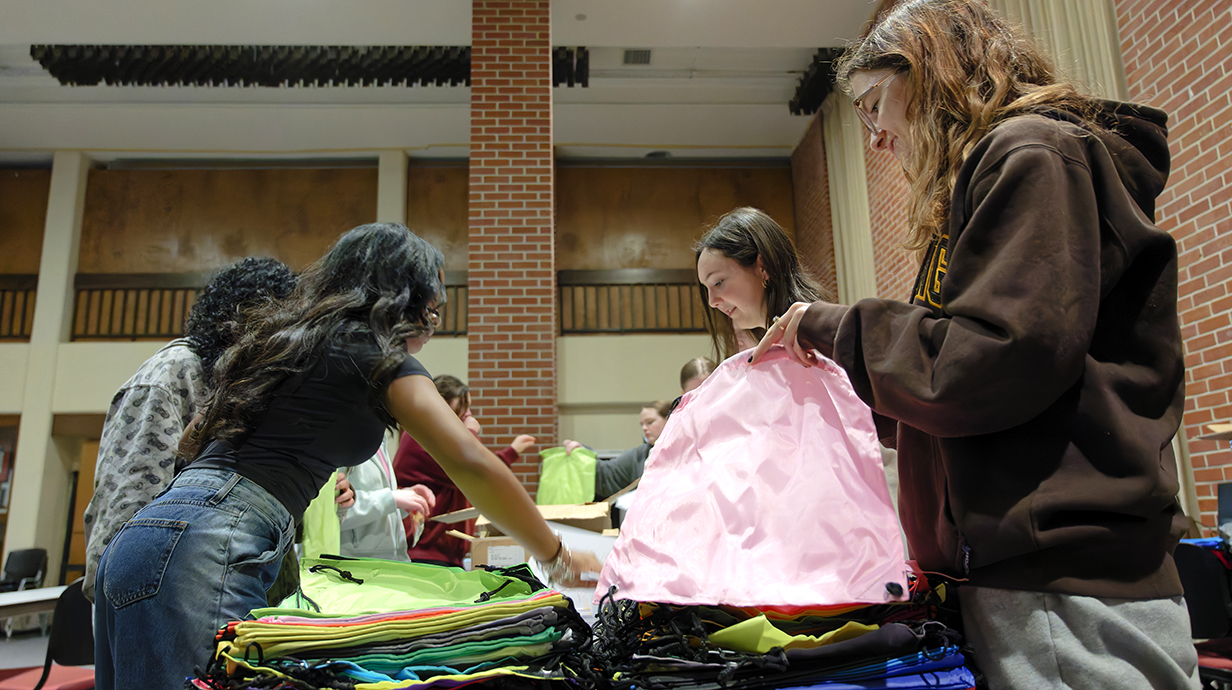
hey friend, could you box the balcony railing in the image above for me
[0,275,36,341]
[437,271,467,337]
[71,271,470,341]
[73,273,205,340]
[55,268,705,341]
[558,269,706,334]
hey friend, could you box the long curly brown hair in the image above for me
[181,223,444,462]
[834,0,1096,254]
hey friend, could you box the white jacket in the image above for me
[338,447,410,561]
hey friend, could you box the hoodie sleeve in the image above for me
[495,445,520,468]
[799,118,1103,438]
[338,460,398,531]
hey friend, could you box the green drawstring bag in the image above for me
[261,556,550,618]
[301,473,341,560]
[535,446,597,505]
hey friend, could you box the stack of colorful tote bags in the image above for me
[589,349,978,689]
[191,556,593,690]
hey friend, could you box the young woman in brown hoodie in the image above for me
[752,1,1196,687]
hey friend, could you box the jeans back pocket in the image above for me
[102,517,188,608]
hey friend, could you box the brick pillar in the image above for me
[1115,0,1232,530]
[790,113,839,301]
[468,0,555,494]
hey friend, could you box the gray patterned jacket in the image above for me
[82,339,206,602]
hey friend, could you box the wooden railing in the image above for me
[558,269,706,334]
[73,273,206,341]
[22,269,703,341]
[71,271,471,341]
[437,271,468,337]
[0,273,36,340]
[0,275,37,341]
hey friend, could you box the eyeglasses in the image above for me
[852,71,899,134]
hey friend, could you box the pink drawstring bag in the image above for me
[594,346,909,609]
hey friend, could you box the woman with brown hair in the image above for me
[753,1,1195,687]
[695,207,828,361]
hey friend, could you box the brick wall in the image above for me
[1115,0,1232,528]
[468,0,555,493]
[864,144,916,300]
[791,114,839,300]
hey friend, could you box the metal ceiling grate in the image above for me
[553,47,589,87]
[30,45,472,87]
[789,48,842,116]
[30,44,589,89]
[622,49,652,65]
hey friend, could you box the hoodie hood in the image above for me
[1048,101,1170,220]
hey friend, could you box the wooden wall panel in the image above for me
[65,440,99,585]
[79,168,379,273]
[556,166,795,271]
[406,165,468,270]
[0,170,51,275]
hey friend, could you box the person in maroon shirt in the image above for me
[394,374,535,566]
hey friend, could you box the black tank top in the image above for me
[192,337,430,519]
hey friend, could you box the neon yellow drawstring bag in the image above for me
[301,473,341,560]
[535,446,597,505]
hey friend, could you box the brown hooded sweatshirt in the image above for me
[797,102,1186,599]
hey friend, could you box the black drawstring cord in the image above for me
[295,585,322,613]
[474,579,513,602]
[308,564,364,584]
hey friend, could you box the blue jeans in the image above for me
[94,468,294,690]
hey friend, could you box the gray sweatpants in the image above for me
[959,586,1200,690]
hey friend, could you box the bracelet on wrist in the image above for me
[534,530,574,587]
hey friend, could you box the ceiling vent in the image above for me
[29,45,472,87]
[623,49,651,65]
[789,48,843,116]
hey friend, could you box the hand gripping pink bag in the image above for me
[595,346,909,608]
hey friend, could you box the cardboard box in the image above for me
[431,478,637,568]
[446,531,531,569]
[1200,423,1232,442]
[477,501,612,536]
[437,504,613,569]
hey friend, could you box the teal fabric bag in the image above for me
[535,446,597,505]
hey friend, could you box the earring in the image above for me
[762,278,768,289]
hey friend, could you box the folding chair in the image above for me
[0,549,47,638]
[0,578,94,690]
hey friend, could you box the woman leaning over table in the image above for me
[93,223,600,690]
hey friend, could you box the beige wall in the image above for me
[411,338,470,386]
[0,333,712,458]
[0,345,28,414]
[558,334,713,450]
[53,342,166,413]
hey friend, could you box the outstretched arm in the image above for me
[386,375,568,563]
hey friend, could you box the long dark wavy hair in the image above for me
[184,257,295,379]
[181,223,445,461]
[834,0,1093,254]
[694,208,828,360]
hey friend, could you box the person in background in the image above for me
[753,1,1195,686]
[94,224,600,690]
[695,207,828,360]
[591,400,671,501]
[82,256,295,604]
[679,356,717,394]
[338,447,435,561]
[394,374,536,567]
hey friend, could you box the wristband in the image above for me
[534,531,574,587]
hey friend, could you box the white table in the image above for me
[0,586,66,619]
